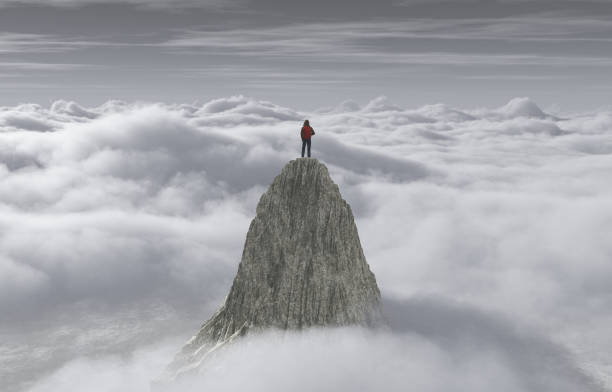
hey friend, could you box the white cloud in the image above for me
[1,95,612,391]
[27,316,603,392]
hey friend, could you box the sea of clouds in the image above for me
[1,95,611,391]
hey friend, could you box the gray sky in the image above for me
[1,0,612,110]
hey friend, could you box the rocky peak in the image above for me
[165,158,384,378]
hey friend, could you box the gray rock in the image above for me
[164,158,384,379]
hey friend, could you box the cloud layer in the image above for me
[1,95,611,391]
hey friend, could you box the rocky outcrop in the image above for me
[165,158,384,379]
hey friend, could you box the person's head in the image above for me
[303,120,310,127]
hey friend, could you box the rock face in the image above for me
[166,158,384,378]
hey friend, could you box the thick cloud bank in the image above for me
[1,96,611,391]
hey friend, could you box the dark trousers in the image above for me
[301,138,311,157]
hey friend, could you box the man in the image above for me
[300,119,315,158]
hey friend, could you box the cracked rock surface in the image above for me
[166,158,383,378]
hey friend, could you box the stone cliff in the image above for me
[165,158,384,379]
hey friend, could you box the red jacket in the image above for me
[301,125,314,140]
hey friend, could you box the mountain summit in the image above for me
[165,158,384,379]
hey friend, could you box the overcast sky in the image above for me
[2,0,612,110]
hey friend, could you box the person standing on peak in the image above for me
[300,119,315,158]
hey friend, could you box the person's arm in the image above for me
[311,128,315,135]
